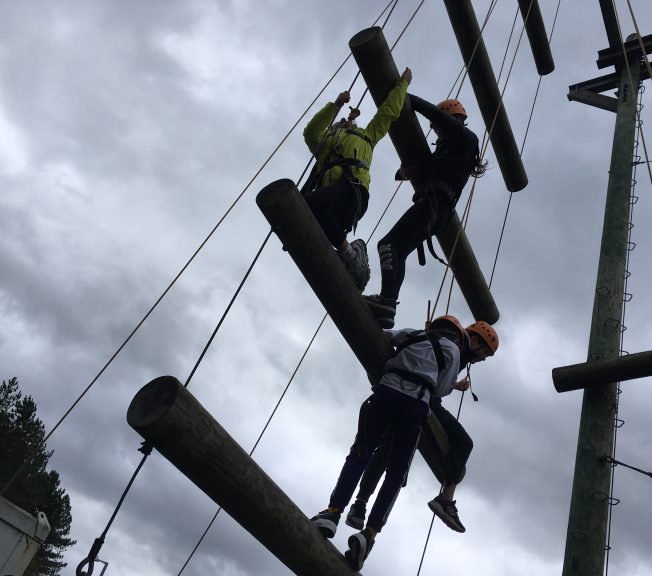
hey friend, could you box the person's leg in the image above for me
[346,432,392,529]
[304,179,368,249]
[431,402,473,490]
[366,397,428,533]
[376,200,432,300]
[427,402,472,533]
[312,393,390,538]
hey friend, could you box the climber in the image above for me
[302,67,412,291]
[310,316,496,571]
[364,94,487,325]
[344,320,499,534]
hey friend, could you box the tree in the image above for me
[0,377,75,576]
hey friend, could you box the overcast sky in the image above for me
[1,1,651,575]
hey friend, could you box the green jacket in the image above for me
[303,78,409,191]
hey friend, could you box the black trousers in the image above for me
[377,189,451,300]
[329,387,428,532]
[304,178,369,247]
[355,398,473,502]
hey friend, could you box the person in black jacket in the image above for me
[364,95,487,327]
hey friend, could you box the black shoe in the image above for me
[345,500,367,530]
[310,509,341,539]
[363,294,397,329]
[428,495,466,533]
[345,528,375,571]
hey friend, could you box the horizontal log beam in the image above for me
[597,33,652,70]
[568,89,618,113]
[127,376,358,576]
[517,0,555,76]
[553,350,652,392]
[256,178,449,482]
[348,26,499,324]
[568,68,650,96]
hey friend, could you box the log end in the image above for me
[349,26,382,50]
[127,375,183,430]
[256,178,298,210]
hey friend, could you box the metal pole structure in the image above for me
[127,376,359,576]
[562,46,641,576]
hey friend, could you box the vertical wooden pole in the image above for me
[562,48,640,576]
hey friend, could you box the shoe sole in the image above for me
[428,500,466,533]
[345,514,364,530]
[345,533,366,571]
[311,517,337,539]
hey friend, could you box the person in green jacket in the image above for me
[302,67,412,291]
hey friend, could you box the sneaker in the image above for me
[345,528,375,571]
[363,294,397,329]
[310,509,341,539]
[428,495,466,533]
[345,500,367,530]
[343,239,371,291]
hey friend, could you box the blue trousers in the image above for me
[328,386,428,532]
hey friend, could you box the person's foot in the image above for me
[345,499,367,530]
[342,239,370,291]
[363,294,397,328]
[345,527,375,571]
[428,495,466,533]
[310,508,341,538]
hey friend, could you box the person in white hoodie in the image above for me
[344,320,499,535]
[310,315,495,571]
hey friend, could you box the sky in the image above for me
[1,1,651,575]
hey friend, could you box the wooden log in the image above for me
[347,27,499,324]
[517,0,555,75]
[127,376,359,576]
[435,3,528,192]
[256,178,450,483]
[553,351,652,392]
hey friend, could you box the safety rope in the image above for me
[175,2,444,572]
[489,0,562,288]
[70,3,407,572]
[430,0,532,322]
[176,312,330,573]
[417,2,565,572]
[0,13,367,503]
[75,441,153,576]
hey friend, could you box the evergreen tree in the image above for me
[0,377,75,575]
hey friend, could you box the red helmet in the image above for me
[466,321,499,354]
[437,99,467,119]
[429,315,470,351]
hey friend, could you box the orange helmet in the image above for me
[429,315,470,350]
[466,321,499,354]
[437,99,467,119]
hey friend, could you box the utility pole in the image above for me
[560,8,652,574]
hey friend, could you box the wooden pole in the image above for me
[516,0,555,75]
[256,178,450,482]
[127,376,359,576]
[347,27,499,325]
[553,350,652,393]
[439,2,529,192]
[562,42,640,576]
